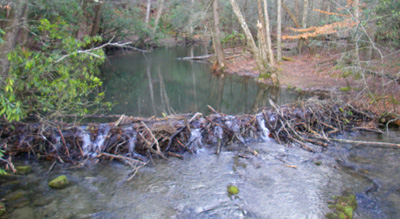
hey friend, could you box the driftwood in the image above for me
[0,99,396,177]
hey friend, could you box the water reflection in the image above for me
[101,46,319,117]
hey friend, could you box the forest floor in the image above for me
[223,44,349,91]
[222,42,400,119]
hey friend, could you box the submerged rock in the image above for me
[4,190,27,202]
[15,166,32,175]
[227,185,239,195]
[48,175,69,189]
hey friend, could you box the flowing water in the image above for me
[3,46,400,218]
[6,131,400,218]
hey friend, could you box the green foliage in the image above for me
[374,0,400,46]
[99,3,150,43]
[0,28,5,44]
[0,149,6,175]
[30,0,84,33]
[221,31,245,47]
[0,18,107,121]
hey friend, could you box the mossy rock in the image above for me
[314,161,322,166]
[15,166,32,175]
[0,202,6,217]
[326,191,357,219]
[7,197,30,210]
[48,175,69,189]
[227,185,239,195]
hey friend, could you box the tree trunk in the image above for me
[277,0,282,61]
[263,0,277,84]
[295,0,299,20]
[257,0,267,61]
[0,0,28,84]
[152,0,165,36]
[89,2,102,37]
[212,0,226,70]
[298,0,308,53]
[145,0,151,29]
[189,0,195,35]
[229,0,266,75]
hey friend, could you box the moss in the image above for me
[48,175,69,189]
[326,191,357,219]
[339,87,351,92]
[227,185,239,195]
[325,212,338,219]
[342,205,353,219]
[15,166,32,175]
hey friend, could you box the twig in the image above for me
[57,126,70,157]
[141,121,162,154]
[126,162,147,181]
[98,152,147,165]
[46,161,57,175]
[166,113,202,152]
[329,138,400,148]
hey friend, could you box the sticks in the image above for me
[328,138,400,148]
[2,99,398,178]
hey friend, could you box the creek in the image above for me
[3,46,400,218]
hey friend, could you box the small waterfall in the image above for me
[124,127,137,156]
[187,128,203,153]
[93,124,111,152]
[54,136,61,151]
[214,126,223,140]
[257,114,271,142]
[79,126,93,157]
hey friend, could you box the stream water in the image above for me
[6,131,400,219]
[3,46,400,218]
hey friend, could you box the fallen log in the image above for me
[177,54,215,60]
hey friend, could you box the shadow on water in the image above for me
[101,46,323,117]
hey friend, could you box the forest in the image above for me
[0,0,400,218]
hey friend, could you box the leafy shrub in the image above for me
[0,19,108,121]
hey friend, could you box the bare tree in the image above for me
[277,0,282,61]
[152,0,165,36]
[145,0,151,29]
[298,0,308,53]
[212,0,226,70]
[257,0,267,61]
[263,0,275,66]
[229,0,279,85]
[229,0,266,75]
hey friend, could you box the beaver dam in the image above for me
[2,99,400,218]
[2,99,398,173]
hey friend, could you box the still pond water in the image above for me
[4,46,400,218]
[101,46,320,117]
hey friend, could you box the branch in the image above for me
[54,41,149,63]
